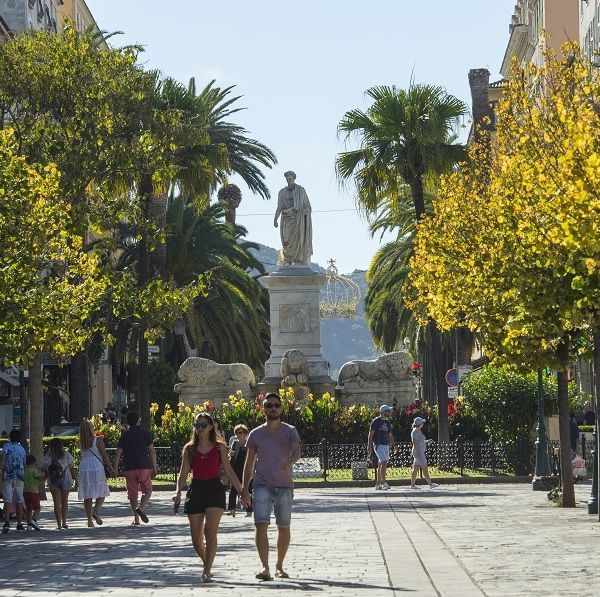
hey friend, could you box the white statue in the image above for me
[274,171,313,266]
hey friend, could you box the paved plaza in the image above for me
[0,482,598,596]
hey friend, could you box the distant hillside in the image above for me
[249,244,379,377]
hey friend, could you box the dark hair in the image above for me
[26,454,36,465]
[9,429,21,443]
[263,392,281,406]
[126,411,139,427]
[184,412,223,460]
[48,437,64,460]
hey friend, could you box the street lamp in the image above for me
[532,368,551,490]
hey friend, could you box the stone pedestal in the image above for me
[260,266,334,394]
[335,380,416,407]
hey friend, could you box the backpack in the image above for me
[48,458,65,485]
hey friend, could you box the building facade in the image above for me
[57,0,102,38]
[500,0,579,77]
[0,10,10,37]
[0,0,62,33]
[580,0,600,60]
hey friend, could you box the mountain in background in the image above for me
[250,244,379,377]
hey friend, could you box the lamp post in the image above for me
[532,368,551,490]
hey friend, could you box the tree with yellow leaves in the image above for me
[408,44,600,508]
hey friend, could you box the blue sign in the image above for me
[445,368,458,387]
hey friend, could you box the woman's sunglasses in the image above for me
[265,402,281,409]
[235,430,247,435]
[195,422,209,429]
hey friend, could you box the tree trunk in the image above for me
[69,350,90,422]
[138,174,152,429]
[409,176,427,219]
[429,321,449,443]
[557,340,576,507]
[28,356,44,463]
[147,190,168,280]
[593,323,600,521]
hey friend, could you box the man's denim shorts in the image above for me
[253,485,294,527]
[374,444,390,463]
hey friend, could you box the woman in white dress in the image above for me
[78,420,115,527]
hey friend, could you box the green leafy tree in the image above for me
[0,130,109,460]
[336,84,468,442]
[408,45,600,506]
[0,29,206,426]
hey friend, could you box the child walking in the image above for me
[23,454,42,530]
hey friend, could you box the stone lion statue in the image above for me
[280,349,309,387]
[176,357,256,388]
[337,351,411,386]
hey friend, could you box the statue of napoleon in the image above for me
[273,171,313,266]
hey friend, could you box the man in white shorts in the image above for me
[367,405,396,490]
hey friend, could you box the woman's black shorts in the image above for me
[184,477,226,514]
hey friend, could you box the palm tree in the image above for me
[117,73,276,426]
[166,198,270,368]
[112,200,270,381]
[336,84,467,442]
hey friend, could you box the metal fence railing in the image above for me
[86,437,598,485]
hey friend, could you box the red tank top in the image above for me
[191,444,220,480]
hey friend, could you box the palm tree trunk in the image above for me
[138,174,152,429]
[557,339,575,507]
[148,191,168,280]
[28,355,44,463]
[69,350,90,422]
[409,176,427,220]
[429,322,450,443]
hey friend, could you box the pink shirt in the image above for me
[246,423,301,488]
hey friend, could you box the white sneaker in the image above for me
[381,482,391,490]
[375,484,383,490]
[410,485,421,490]
[430,482,439,489]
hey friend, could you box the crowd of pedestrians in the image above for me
[1,396,443,584]
[0,396,303,584]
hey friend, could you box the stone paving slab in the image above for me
[0,482,598,596]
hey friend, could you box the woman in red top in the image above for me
[173,412,242,583]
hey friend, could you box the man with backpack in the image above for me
[1,429,27,533]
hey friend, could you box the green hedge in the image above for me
[0,435,80,453]
[579,426,595,433]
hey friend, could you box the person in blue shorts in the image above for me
[367,405,396,490]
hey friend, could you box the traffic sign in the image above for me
[445,368,458,387]
[448,387,459,399]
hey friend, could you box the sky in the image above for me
[86,0,516,273]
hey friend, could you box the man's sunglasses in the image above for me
[195,422,209,429]
[264,403,281,409]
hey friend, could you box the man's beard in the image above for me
[266,411,281,421]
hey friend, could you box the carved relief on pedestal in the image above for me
[279,303,310,333]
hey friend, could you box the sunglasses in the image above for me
[195,422,209,429]
[235,430,247,435]
[265,403,281,409]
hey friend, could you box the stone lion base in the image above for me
[175,383,256,408]
[335,380,416,407]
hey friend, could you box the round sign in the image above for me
[445,368,458,387]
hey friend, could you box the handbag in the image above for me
[90,448,111,478]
